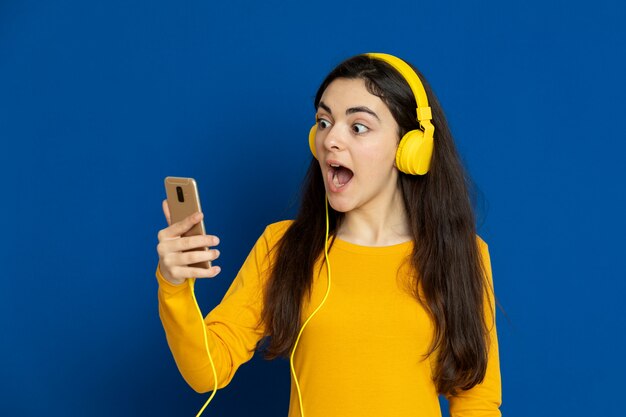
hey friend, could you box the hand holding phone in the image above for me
[156,177,221,285]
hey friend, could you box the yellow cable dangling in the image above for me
[190,278,218,417]
[290,195,332,417]
[192,195,332,417]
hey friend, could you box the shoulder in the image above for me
[475,234,492,268]
[475,234,489,251]
[249,220,294,263]
[261,220,295,246]
[475,234,494,284]
[241,220,294,272]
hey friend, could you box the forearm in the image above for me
[156,265,235,392]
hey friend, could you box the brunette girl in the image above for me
[156,53,501,417]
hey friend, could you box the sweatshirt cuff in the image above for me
[155,263,190,294]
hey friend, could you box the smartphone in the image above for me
[164,176,211,269]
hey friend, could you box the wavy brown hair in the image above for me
[259,55,495,396]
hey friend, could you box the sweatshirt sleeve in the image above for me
[447,238,503,417]
[156,223,283,393]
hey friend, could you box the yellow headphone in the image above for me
[308,52,435,175]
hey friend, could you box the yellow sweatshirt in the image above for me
[156,220,502,416]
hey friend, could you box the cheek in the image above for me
[367,142,398,166]
[358,146,397,180]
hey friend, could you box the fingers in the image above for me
[177,248,220,266]
[160,247,220,268]
[176,235,220,251]
[156,203,222,283]
[162,264,221,281]
[157,235,219,257]
[175,265,222,279]
[158,211,204,241]
[162,199,171,226]
[157,238,222,283]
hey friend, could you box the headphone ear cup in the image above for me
[395,129,434,175]
[309,125,318,159]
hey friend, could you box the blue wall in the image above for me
[1,1,624,416]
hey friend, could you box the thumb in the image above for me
[162,199,172,226]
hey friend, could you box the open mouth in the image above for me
[328,162,354,189]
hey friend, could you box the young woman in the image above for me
[156,53,501,417]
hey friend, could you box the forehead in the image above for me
[318,78,389,114]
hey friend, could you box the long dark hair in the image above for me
[260,55,494,396]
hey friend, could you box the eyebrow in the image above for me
[318,101,380,121]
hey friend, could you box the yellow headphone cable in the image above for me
[190,195,332,417]
[189,278,218,417]
[289,195,332,417]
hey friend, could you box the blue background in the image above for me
[1,0,624,416]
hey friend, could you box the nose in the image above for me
[322,124,347,153]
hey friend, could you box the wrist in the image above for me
[164,276,185,286]
[156,264,187,287]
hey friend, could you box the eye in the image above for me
[352,123,369,134]
[317,118,331,130]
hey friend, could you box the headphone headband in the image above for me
[364,53,435,138]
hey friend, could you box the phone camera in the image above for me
[176,186,185,203]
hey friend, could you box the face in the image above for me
[314,77,402,214]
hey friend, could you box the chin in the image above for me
[326,194,356,214]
